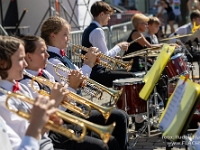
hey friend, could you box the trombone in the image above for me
[23,70,114,122]
[69,43,133,72]
[46,60,122,103]
[0,87,116,144]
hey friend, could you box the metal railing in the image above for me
[109,21,133,56]
[0,24,8,35]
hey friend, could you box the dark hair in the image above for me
[148,17,161,25]
[90,1,113,17]
[20,35,45,53]
[41,16,70,45]
[190,10,200,21]
[0,36,24,79]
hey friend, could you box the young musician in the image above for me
[0,96,58,150]
[81,1,135,87]
[123,13,162,72]
[170,9,200,43]
[145,17,161,44]
[0,35,65,150]
[39,16,129,150]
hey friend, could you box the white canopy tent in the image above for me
[1,0,100,35]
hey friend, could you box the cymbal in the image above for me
[159,34,192,42]
[122,46,161,59]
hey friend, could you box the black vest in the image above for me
[21,73,51,93]
[81,23,105,75]
[48,51,76,70]
[48,51,82,95]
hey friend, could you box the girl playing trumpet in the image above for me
[0,35,65,150]
[19,34,129,150]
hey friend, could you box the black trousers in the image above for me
[49,109,129,150]
[90,69,136,87]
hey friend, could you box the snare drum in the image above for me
[166,53,188,78]
[113,78,146,115]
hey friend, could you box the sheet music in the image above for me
[192,127,200,149]
[159,79,186,132]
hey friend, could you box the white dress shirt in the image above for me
[0,80,52,150]
[169,23,192,43]
[0,116,39,150]
[0,80,32,139]
[46,46,92,85]
[20,69,55,99]
[19,69,68,111]
[89,21,121,57]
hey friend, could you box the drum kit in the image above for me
[112,33,200,148]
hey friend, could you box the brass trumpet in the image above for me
[0,87,86,142]
[23,70,114,122]
[46,60,122,102]
[0,87,116,144]
[70,43,133,72]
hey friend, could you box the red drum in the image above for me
[166,53,188,78]
[113,78,146,115]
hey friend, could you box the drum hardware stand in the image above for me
[139,51,163,137]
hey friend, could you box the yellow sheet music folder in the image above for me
[139,44,175,100]
[157,76,200,141]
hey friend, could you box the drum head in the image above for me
[113,78,143,86]
[171,53,184,60]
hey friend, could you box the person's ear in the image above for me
[26,53,32,62]
[100,12,104,17]
[50,32,55,40]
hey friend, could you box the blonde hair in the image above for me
[131,13,149,28]
[41,16,71,45]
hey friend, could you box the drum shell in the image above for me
[113,79,146,115]
[166,53,187,78]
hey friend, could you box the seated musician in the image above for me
[0,97,57,150]
[81,1,136,87]
[169,9,200,43]
[25,16,129,150]
[145,17,161,44]
[123,13,162,72]
[0,35,65,150]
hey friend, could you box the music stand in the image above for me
[140,44,175,135]
[157,75,200,148]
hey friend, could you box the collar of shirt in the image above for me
[92,20,102,28]
[47,46,68,57]
[0,80,17,92]
[25,69,42,77]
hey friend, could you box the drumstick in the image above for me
[129,36,142,45]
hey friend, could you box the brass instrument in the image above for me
[69,43,133,72]
[0,87,86,142]
[46,60,123,102]
[23,70,114,122]
[0,87,116,144]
